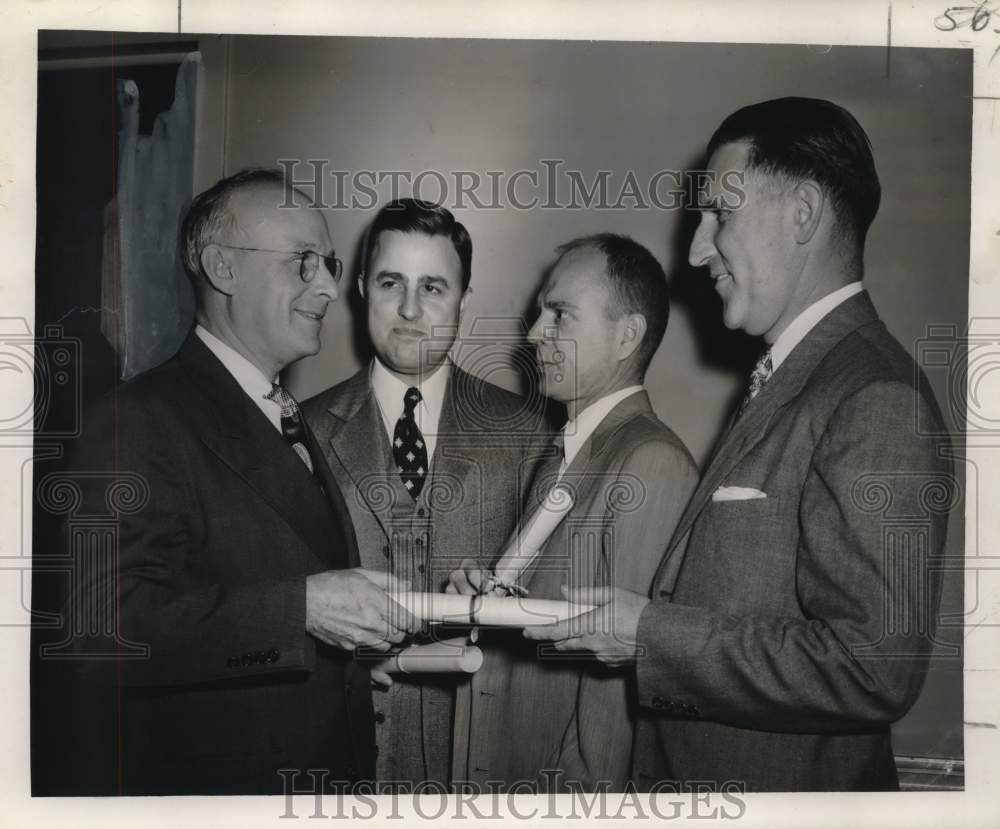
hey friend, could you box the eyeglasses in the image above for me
[218,245,343,284]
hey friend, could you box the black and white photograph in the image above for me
[2,1,998,827]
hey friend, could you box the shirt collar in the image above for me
[371,357,452,434]
[561,386,644,470]
[195,324,276,398]
[770,282,864,371]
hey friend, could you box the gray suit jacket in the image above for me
[453,391,698,790]
[304,365,549,784]
[633,292,954,791]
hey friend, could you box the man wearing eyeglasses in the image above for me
[62,168,418,794]
[305,198,550,787]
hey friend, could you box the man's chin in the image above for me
[381,353,448,378]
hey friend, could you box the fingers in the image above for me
[356,567,411,593]
[447,564,479,596]
[370,666,394,688]
[466,565,487,593]
[560,583,615,606]
[383,595,421,637]
[523,619,573,641]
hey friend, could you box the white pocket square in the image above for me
[712,486,767,502]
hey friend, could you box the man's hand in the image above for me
[305,568,420,652]
[523,585,650,668]
[445,558,489,595]
[370,665,395,689]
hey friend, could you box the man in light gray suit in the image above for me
[526,98,953,791]
[304,199,548,787]
[448,234,698,791]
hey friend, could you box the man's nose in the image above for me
[313,261,340,302]
[527,316,541,343]
[688,217,717,269]
[398,286,421,320]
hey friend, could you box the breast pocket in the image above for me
[685,495,799,612]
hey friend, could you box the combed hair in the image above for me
[555,233,670,375]
[180,167,292,285]
[362,198,472,290]
[706,97,881,250]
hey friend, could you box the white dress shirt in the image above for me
[195,324,283,432]
[371,358,452,463]
[770,282,865,371]
[559,385,644,475]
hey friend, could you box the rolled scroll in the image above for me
[391,591,595,627]
[491,483,574,589]
[374,637,483,676]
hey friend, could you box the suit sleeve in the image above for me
[635,381,950,732]
[66,391,317,688]
[555,437,700,788]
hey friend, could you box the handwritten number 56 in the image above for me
[935,2,999,32]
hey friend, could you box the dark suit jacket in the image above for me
[633,293,954,791]
[454,391,698,790]
[64,334,375,794]
[304,365,550,784]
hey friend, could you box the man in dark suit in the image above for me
[62,169,417,794]
[304,199,548,787]
[447,234,698,791]
[526,98,953,791]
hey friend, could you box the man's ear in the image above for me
[792,179,824,245]
[458,287,473,320]
[200,245,237,297]
[618,313,647,362]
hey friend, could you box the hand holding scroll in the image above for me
[445,558,490,596]
[523,584,650,668]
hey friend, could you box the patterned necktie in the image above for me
[393,386,428,500]
[264,383,315,473]
[736,349,774,419]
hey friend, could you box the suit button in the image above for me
[241,653,253,667]
[417,507,426,517]
[374,711,385,724]
[254,650,267,664]
[415,536,425,547]
[268,649,280,663]
[651,695,666,709]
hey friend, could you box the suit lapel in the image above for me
[519,392,654,590]
[654,292,880,586]
[322,368,401,539]
[301,417,361,568]
[178,335,349,570]
[431,368,478,512]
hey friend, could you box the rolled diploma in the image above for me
[492,484,575,586]
[375,637,483,675]
[391,592,595,627]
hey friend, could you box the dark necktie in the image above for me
[393,386,428,500]
[736,349,774,419]
[264,383,315,473]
